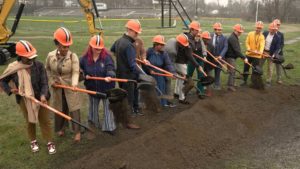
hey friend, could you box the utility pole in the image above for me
[255,0,259,22]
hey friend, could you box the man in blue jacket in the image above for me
[273,19,284,84]
[261,22,281,87]
[111,19,142,124]
[210,22,228,90]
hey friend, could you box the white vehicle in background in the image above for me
[95,2,108,11]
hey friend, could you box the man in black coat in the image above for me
[225,24,248,91]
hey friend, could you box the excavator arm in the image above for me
[0,0,16,44]
[78,0,103,36]
[0,0,25,64]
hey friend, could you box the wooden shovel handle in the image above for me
[86,76,129,83]
[205,50,227,68]
[26,95,72,121]
[136,58,173,76]
[53,84,97,95]
[192,53,217,68]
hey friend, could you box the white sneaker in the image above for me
[47,142,56,155]
[30,140,39,153]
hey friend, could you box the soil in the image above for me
[52,85,300,169]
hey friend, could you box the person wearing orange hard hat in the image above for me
[273,18,284,84]
[80,35,116,135]
[185,21,207,99]
[173,33,203,104]
[201,31,215,97]
[225,24,248,92]
[110,19,141,128]
[45,27,82,142]
[242,21,265,87]
[0,40,56,154]
[145,35,176,107]
[261,22,282,87]
[210,22,228,90]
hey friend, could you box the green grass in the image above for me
[0,16,300,169]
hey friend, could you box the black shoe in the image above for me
[173,93,179,99]
[103,131,115,136]
[198,94,205,99]
[179,99,190,105]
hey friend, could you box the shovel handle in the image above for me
[53,84,97,95]
[53,84,107,98]
[192,53,217,68]
[86,76,136,83]
[27,95,72,121]
[151,72,175,78]
[205,50,227,69]
[136,58,173,76]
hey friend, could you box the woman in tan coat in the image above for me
[45,27,81,142]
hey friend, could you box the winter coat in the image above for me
[245,31,265,58]
[45,49,81,112]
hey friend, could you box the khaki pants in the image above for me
[174,63,187,101]
[261,57,282,83]
[19,99,53,141]
[226,58,236,87]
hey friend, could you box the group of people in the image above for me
[0,18,284,154]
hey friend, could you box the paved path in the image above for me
[285,36,300,45]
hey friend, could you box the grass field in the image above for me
[0,16,299,169]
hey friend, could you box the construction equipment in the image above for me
[78,0,103,36]
[0,0,25,65]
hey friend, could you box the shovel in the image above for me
[24,95,93,132]
[136,64,173,100]
[86,76,137,83]
[53,84,107,98]
[192,52,227,74]
[205,50,228,71]
[216,57,251,77]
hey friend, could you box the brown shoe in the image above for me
[74,133,81,142]
[126,123,140,129]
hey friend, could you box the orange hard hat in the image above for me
[176,34,189,47]
[189,21,201,31]
[152,35,166,45]
[255,21,264,29]
[233,24,244,33]
[273,19,281,25]
[269,22,278,30]
[213,22,223,30]
[201,31,211,40]
[125,19,142,34]
[54,27,73,46]
[16,40,37,59]
[89,35,104,49]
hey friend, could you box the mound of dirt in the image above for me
[61,85,300,169]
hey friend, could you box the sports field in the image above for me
[0,16,300,169]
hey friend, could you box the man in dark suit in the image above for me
[261,22,281,87]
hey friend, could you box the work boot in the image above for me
[173,93,179,99]
[126,123,140,129]
[179,99,190,105]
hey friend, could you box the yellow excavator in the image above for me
[0,0,24,65]
[78,0,104,36]
[0,0,103,64]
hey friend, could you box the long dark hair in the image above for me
[84,46,108,65]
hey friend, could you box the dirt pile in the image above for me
[62,85,300,169]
